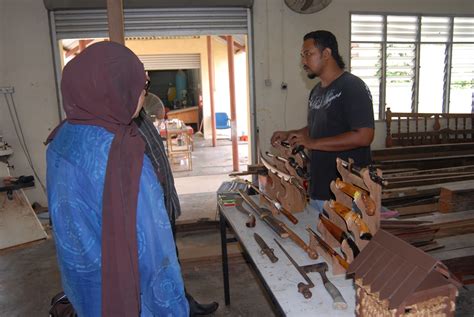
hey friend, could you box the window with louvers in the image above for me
[450,17,474,113]
[350,13,474,119]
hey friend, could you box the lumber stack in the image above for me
[373,144,474,286]
[374,143,474,217]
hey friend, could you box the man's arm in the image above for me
[289,127,374,151]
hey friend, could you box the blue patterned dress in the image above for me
[46,123,189,317]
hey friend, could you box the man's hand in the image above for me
[290,128,374,152]
[288,131,312,148]
[271,131,290,146]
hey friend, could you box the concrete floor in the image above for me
[0,229,276,317]
[2,136,473,316]
[172,136,249,178]
[1,227,473,316]
[172,135,251,222]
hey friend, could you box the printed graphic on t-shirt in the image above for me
[309,89,342,110]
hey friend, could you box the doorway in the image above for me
[57,34,252,223]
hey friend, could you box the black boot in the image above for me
[186,293,219,316]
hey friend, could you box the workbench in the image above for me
[0,162,47,250]
[218,194,357,316]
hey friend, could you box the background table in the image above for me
[158,122,194,170]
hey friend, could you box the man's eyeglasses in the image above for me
[144,80,151,96]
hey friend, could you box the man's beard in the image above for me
[304,66,317,79]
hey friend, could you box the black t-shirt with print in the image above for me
[307,71,374,200]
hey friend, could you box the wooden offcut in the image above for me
[438,180,474,213]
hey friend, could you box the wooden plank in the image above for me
[375,154,474,171]
[439,184,474,213]
[386,174,474,189]
[385,171,474,181]
[439,180,474,192]
[381,219,432,229]
[382,188,439,200]
[418,242,443,252]
[413,210,474,238]
[384,165,474,178]
[441,255,474,285]
[429,233,474,259]
[388,229,437,240]
[434,248,474,261]
[414,210,474,224]
[372,142,474,161]
[383,180,474,199]
[395,203,439,216]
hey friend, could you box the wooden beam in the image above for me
[395,203,439,216]
[207,36,217,147]
[106,0,125,45]
[233,41,246,53]
[227,35,239,172]
[78,40,87,51]
[219,35,245,53]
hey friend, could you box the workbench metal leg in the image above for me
[220,211,230,306]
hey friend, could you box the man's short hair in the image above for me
[303,30,345,69]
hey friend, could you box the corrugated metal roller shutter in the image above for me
[139,54,200,70]
[53,7,248,40]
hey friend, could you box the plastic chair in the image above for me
[215,112,231,129]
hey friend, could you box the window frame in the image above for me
[349,12,474,120]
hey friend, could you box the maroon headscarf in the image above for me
[48,41,146,317]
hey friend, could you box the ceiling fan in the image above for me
[284,0,332,14]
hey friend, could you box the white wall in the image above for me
[1,0,473,205]
[0,0,59,205]
[252,0,474,152]
[0,1,4,85]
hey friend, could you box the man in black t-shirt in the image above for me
[271,30,375,214]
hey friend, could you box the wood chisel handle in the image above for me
[276,204,299,225]
[283,224,318,259]
[323,281,347,310]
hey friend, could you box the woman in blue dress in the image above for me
[46,41,189,317]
